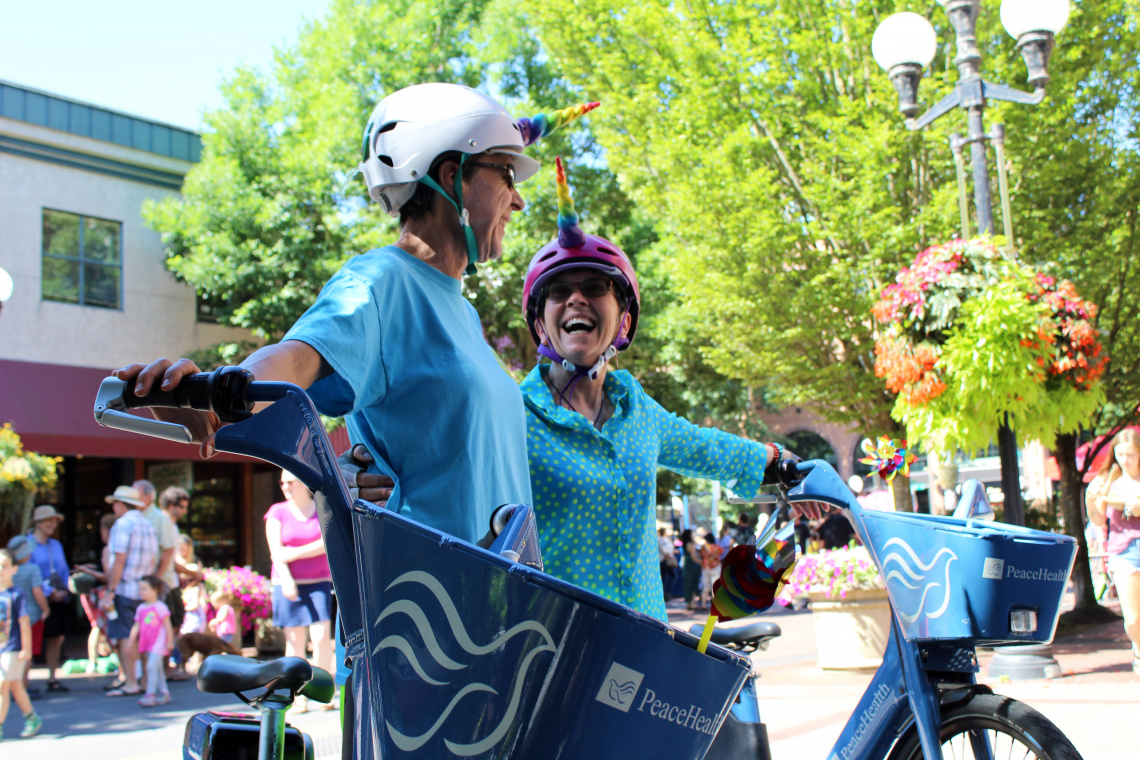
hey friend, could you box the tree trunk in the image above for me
[891,474,912,512]
[1054,431,1099,614]
[927,449,959,516]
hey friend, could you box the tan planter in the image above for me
[808,588,892,670]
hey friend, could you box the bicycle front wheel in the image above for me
[888,693,1082,760]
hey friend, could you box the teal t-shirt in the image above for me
[284,246,533,542]
[521,365,769,622]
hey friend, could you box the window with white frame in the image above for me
[41,209,122,309]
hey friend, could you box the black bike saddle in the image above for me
[197,655,335,703]
[688,620,782,647]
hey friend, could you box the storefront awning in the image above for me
[0,358,251,462]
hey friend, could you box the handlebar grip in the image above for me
[122,373,212,411]
[120,366,255,423]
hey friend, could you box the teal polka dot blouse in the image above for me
[520,365,769,622]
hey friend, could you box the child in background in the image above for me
[208,590,238,648]
[1,548,42,740]
[130,576,174,707]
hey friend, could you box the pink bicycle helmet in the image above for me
[523,158,641,353]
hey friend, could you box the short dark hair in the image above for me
[140,575,165,596]
[160,486,190,510]
[399,151,477,225]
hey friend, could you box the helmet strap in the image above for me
[417,154,479,276]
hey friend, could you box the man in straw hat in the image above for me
[101,486,158,697]
[27,505,70,693]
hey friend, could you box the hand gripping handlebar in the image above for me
[93,366,256,443]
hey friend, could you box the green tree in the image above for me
[145,0,768,444]
[529,0,969,509]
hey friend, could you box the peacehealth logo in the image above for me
[595,662,719,735]
[983,557,1065,583]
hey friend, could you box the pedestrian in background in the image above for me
[177,535,207,636]
[1,547,43,740]
[266,470,334,710]
[698,531,722,611]
[4,537,47,700]
[103,485,158,698]
[680,529,702,612]
[130,576,173,707]
[27,505,70,693]
[657,527,678,602]
[136,482,181,635]
[1086,428,1140,675]
[207,590,238,648]
[75,512,119,673]
[733,513,756,546]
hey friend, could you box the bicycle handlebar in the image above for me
[93,365,286,443]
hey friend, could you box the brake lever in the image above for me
[93,378,194,443]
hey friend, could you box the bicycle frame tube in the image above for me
[785,462,948,760]
[258,696,291,760]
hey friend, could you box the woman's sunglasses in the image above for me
[543,278,613,303]
[467,161,516,191]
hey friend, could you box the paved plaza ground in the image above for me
[2,595,1134,759]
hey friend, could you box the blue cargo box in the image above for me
[351,503,752,760]
[854,509,1077,645]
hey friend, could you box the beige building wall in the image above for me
[0,117,249,367]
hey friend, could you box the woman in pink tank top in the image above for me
[1086,428,1140,675]
[265,470,333,703]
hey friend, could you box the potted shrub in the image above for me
[778,545,890,670]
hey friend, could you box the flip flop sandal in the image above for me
[104,679,127,692]
[47,680,71,692]
[106,687,142,697]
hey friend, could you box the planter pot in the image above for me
[808,588,891,670]
[254,617,285,655]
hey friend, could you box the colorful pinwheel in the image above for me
[859,435,918,483]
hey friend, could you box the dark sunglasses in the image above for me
[467,161,516,190]
[543,278,614,303]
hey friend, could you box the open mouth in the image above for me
[562,317,597,335]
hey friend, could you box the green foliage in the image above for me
[0,424,61,529]
[144,0,765,433]
[528,0,963,435]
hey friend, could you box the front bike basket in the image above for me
[853,508,1077,645]
[212,385,750,760]
[352,503,751,760]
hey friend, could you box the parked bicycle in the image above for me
[95,368,1083,759]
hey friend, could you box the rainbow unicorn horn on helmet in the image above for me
[554,157,587,249]
[516,102,600,147]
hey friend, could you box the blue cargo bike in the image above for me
[93,367,1084,760]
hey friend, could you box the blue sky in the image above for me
[0,0,330,130]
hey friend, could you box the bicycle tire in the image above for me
[887,693,1083,760]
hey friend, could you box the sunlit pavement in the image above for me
[0,667,343,760]
[2,594,1132,759]
[668,593,1137,759]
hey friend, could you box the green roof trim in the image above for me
[0,80,201,163]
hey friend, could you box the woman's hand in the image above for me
[113,359,222,457]
[345,445,395,507]
[281,578,300,602]
[791,501,834,521]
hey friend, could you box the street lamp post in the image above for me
[873,0,1071,681]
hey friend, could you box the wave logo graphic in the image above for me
[880,538,958,624]
[372,571,555,757]
[595,662,645,713]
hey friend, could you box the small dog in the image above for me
[177,632,240,667]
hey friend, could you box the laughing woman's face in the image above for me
[537,268,629,368]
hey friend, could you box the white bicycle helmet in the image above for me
[359,84,599,275]
[360,83,539,216]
